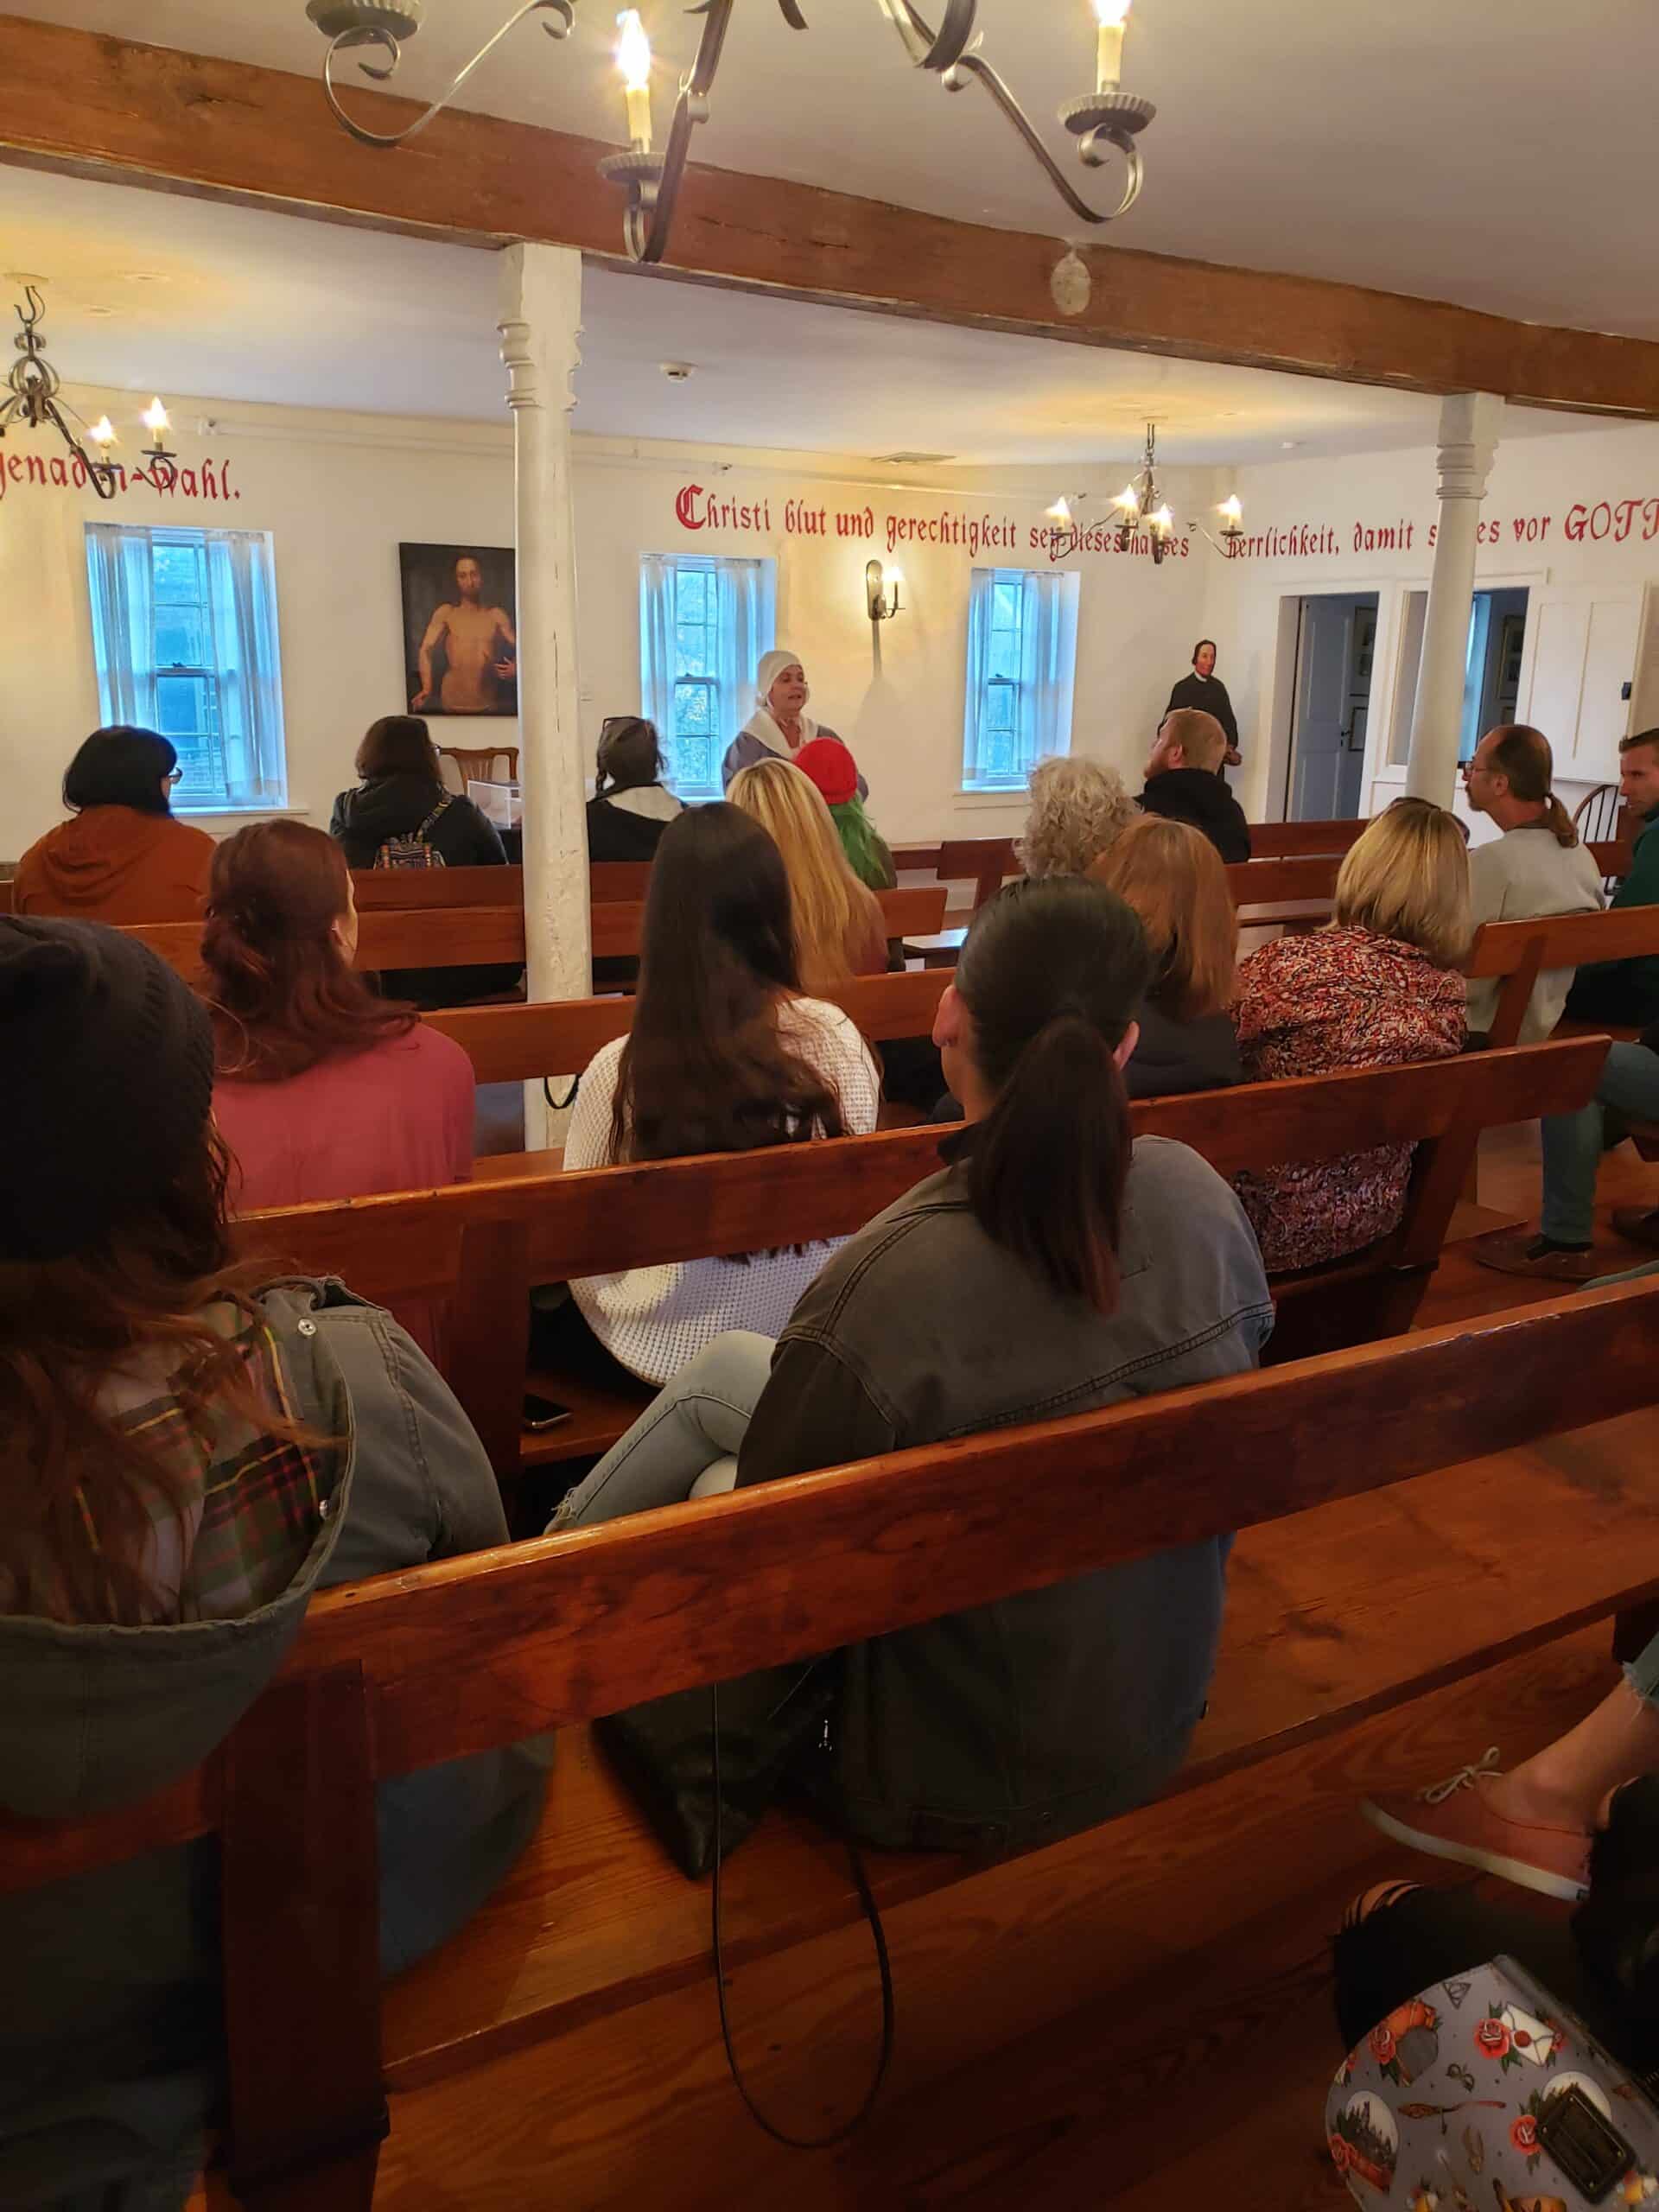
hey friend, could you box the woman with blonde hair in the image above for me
[1017,755,1139,880]
[1090,816,1242,1097]
[728,755,887,988]
[1232,798,1470,1271]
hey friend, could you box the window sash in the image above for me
[962,566,1080,791]
[640,552,775,800]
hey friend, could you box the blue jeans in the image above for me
[1539,1042,1659,1244]
[550,1332,773,1529]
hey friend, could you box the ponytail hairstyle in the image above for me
[201,821,416,1080]
[951,876,1154,1313]
[595,715,664,796]
[1487,724,1578,845]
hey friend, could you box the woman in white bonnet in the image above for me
[721,650,867,796]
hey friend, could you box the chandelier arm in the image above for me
[320,0,574,150]
[947,52,1142,224]
[39,394,119,499]
[623,0,737,266]
[876,0,982,73]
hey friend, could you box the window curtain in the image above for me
[961,568,1080,789]
[206,531,288,805]
[85,523,157,730]
[639,554,775,798]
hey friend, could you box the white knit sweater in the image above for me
[563,997,881,1384]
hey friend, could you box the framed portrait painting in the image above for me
[398,543,518,717]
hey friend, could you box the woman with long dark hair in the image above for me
[15,725,215,922]
[557,878,1274,1855]
[0,914,545,2208]
[204,822,474,1353]
[554,803,880,1386]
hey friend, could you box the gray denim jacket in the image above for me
[0,1281,550,2212]
[737,1138,1274,1853]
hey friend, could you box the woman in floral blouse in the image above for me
[1232,799,1471,1272]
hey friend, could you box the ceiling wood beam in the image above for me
[2,14,1657,418]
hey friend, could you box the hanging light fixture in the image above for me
[305,0,1159,267]
[1109,422,1244,566]
[1,284,123,499]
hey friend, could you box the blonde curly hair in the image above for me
[1016,755,1139,880]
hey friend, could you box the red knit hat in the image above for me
[793,735,860,806]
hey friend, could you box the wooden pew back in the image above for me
[3,1272,1656,2209]
[124,886,949,982]
[229,1039,1607,1473]
[1469,901,1659,1047]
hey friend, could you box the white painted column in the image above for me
[1404,391,1503,803]
[499,243,588,1148]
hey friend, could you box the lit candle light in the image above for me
[886,566,904,612]
[1111,483,1139,515]
[86,415,117,449]
[1045,495,1073,525]
[1092,0,1131,94]
[1217,493,1243,526]
[142,397,171,442]
[1150,503,1174,534]
[617,10,652,149]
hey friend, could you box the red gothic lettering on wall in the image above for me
[0,453,238,505]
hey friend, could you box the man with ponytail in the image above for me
[1463,724,1605,1041]
[556,878,1274,1853]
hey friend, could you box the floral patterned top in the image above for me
[1232,926,1467,1273]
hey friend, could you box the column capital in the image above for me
[497,241,582,415]
[1434,390,1503,502]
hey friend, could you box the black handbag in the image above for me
[594,1658,836,1880]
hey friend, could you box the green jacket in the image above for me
[1565,804,1659,1025]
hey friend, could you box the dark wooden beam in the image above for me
[3,15,1658,415]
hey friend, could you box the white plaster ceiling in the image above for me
[6,0,1659,341]
[0,165,1614,467]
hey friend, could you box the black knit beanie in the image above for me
[0,916,215,1262]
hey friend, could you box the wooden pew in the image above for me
[122,886,950,983]
[1246,818,1367,859]
[5,1275,1657,2211]
[424,968,953,1087]
[1469,901,1659,1049]
[228,1039,1607,1478]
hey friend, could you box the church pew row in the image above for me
[1473,899,1659,1048]
[121,883,950,983]
[6,1274,1659,2211]
[227,1039,1609,1478]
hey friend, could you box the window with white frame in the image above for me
[86,523,288,811]
[639,552,776,799]
[961,566,1081,791]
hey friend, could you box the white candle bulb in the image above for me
[1046,495,1073,525]
[617,11,652,149]
[87,415,117,448]
[886,567,903,608]
[1218,493,1243,524]
[142,397,171,438]
[1112,483,1139,514]
[1093,0,1131,92]
[1151,503,1173,534]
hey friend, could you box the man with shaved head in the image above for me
[1139,709,1252,862]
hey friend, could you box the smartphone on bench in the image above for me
[523,1393,574,1433]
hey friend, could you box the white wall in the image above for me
[0,393,1214,856]
[1199,421,1659,825]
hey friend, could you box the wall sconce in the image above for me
[867,559,904,623]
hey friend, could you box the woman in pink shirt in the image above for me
[202,822,474,1356]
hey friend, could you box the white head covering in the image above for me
[755,648,807,718]
[740,648,818,761]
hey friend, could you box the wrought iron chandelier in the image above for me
[1104,421,1244,565]
[0,284,179,500]
[305,0,1158,266]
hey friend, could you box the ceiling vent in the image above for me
[871,450,955,466]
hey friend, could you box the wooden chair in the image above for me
[228,1039,1608,1479]
[6,1273,1658,2210]
[438,744,519,793]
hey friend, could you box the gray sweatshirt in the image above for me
[1465,823,1605,1041]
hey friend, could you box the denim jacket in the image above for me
[737,1138,1274,1853]
[0,1281,549,2211]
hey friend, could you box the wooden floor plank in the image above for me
[371,1630,1612,2209]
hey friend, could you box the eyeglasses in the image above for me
[164,769,183,787]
